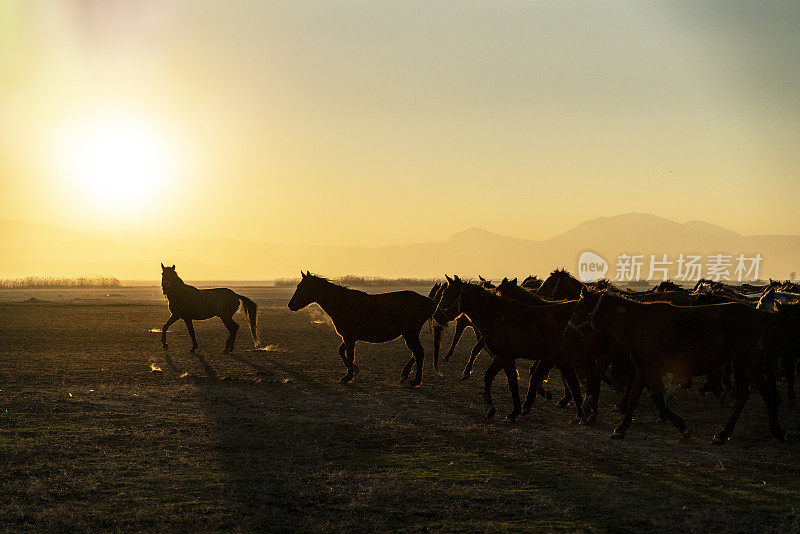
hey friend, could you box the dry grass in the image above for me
[1,287,800,532]
[0,276,123,289]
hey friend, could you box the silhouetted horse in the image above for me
[436,275,586,423]
[757,288,800,407]
[496,277,627,422]
[287,271,437,385]
[565,287,786,444]
[440,276,496,378]
[160,264,261,353]
[536,268,585,300]
[521,275,543,290]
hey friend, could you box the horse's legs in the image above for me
[712,374,749,444]
[502,361,522,423]
[400,356,415,382]
[556,375,573,408]
[483,357,503,419]
[612,368,645,439]
[755,369,786,443]
[444,316,470,362]
[404,333,425,387]
[648,375,689,438]
[432,324,443,376]
[615,373,635,413]
[584,369,603,424]
[339,340,357,383]
[522,360,554,415]
[558,363,586,421]
[783,351,796,408]
[161,314,179,349]
[183,319,198,353]
[461,338,486,380]
[221,316,239,353]
[339,341,362,377]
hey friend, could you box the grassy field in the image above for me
[2,286,800,532]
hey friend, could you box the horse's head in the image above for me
[288,270,317,311]
[161,263,178,294]
[477,276,495,290]
[435,275,466,323]
[521,275,542,290]
[538,268,583,300]
[757,287,777,314]
[495,277,518,297]
[564,286,611,341]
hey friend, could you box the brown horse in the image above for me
[436,275,586,423]
[440,276,496,378]
[565,287,786,444]
[521,275,543,290]
[536,268,585,300]
[160,264,261,353]
[496,277,629,422]
[287,271,437,385]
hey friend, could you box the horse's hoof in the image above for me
[162,344,169,350]
[189,348,197,354]
[586,413,597,425]
[460,373,471,381]
[710,434,726,445]
[680,428,692,441]
[611,429,625,440]
[486,405,496,419]
[338,375,353,384]
[399,375,409,383]
[353,365,360,375]
[556,400,570,409]
[503,414,517,424]
[408,380,421,388]
[521,406,531,416]
[443,354,453,363]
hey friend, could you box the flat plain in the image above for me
[2,286,799,532]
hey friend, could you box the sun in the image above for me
[58,115,175,212]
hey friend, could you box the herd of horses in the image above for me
[160,263,800,445]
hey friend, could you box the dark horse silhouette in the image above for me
[160,264,261,353]
[288,271,439,385]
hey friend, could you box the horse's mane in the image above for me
[653,280,684,293]
[590,278,618,291]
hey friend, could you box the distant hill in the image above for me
[1,214,798,280]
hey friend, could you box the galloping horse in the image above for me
[440,276,495,379]
[288,271,438,385]
[565,287,786,444]
[160,264,261,353]
[436,275,586,423]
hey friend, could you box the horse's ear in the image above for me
[502,277,508,284]
[300,270,305,278]
[171,265,175,270]
[306,270,311,277]
[454,275,461,283]
[445,274,453,283]
[161,263,165,271]
[510,278,517,286]
[479,275,486,282]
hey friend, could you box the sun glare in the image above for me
[57,115,175,212]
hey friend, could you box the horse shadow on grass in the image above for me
[184,343,800,531]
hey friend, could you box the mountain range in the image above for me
[1,213,798,281]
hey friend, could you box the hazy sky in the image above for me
[1,1,798,246]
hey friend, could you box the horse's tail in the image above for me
[237,294,262,348]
